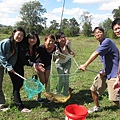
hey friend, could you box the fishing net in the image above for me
[24,77,44,99]
[15,72,44,99]
[44,53,79,103]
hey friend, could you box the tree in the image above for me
[16,1,46,34]
[47,20,59,34]
[59,18,80,36]
[69,18,80,36]
[82,22,92,37]
[112,6,120,19]
[61,18,69,29]
[80,11,92,37]
[49,20,59,30]
[99,17,112,33]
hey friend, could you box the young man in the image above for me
[112,18,120,91]
[79,27,120,113]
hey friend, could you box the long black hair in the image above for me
[9,27,26,54]
[26,31,40,54]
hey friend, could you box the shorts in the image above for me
[90,74,119,101]
[106,78,119,101]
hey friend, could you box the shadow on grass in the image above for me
[21,89,94,111]
[17,90,115,113]
[103,105,119,111]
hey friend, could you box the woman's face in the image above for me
[113,24,120,37]
[94,29,104,42]
[45,37,55,48]
[28,36,37,46]
[58,34,66,44]
[14,31,24,42]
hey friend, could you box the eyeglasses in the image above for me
[113,27,120,32]
[60,36,65,38]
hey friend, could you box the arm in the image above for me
[113,61,120,91]
[79,51,99,71]
[0,39,13,71]
[65,39,75,57]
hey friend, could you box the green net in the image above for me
[44,53,79,103]
[24,78,44,99]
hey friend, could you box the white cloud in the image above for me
[43,7,87,27]
[91,13,113,29]
[0,0,37,26]
[98,0,120,11]
[0,0,33,13]
[0,12,21,26]
[0,0,119,28]
[73,0,110,4]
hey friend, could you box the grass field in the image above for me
[0,35,120,120]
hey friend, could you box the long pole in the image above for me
[60,0,65,31]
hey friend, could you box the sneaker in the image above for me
[37,98,44,104]
[88,106,102,113]
[46,98,51,103]
[0,104,9,112]
[21,108,32,113]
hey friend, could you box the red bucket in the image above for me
[65,104,88,120]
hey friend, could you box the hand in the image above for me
[79,64,86,71]
[70,51,75,57]
[33,63,45,72]
[66,40,71,46]
[9,69,15,74]
[113,77,120,91]
[99,71,106,79]
[38,63,45,72]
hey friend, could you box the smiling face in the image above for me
[45,37,55,48]
[28,36,37,47]
[13,31,24,42]
[113,24,120,37]
[58,34,66,46]
[94,29,105,43]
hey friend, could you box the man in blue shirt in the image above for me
[79,27,119,113]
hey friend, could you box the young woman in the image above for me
[54,32,75,96]
[34,34,56,103]
[0,27,32,112]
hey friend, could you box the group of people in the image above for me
[79,18,120,113]
[0,18,120,114]
[0,29,75,112]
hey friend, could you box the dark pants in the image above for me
[9,64,24,111]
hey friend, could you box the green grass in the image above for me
[0,34,10,40]
[1,35,120,120]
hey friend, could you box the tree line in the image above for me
[0,1,120,38]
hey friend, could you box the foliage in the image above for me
[99,18,112,32]
[82,22,92,37]
[41,17,80,36]
[0,26,13,34]
[69,18,80,36]
[0,34,10,41]
[112,6,120,18]
[15,1,46,34]
[80,11,92,37]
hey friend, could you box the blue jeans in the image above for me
[56,59,71,96]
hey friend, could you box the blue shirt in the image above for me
[0,39,18,71]
[96,38,119,79]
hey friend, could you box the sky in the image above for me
[0,0,120,29]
